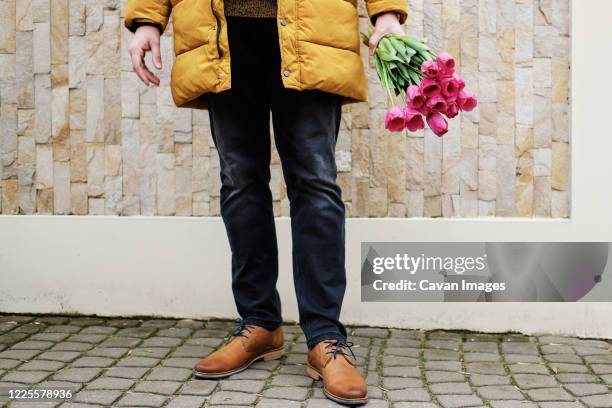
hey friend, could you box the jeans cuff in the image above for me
[306,332,347,350]
[241,317,282,332]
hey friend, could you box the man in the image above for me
[125,0,407,404]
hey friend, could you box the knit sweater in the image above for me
[224,0,277,18]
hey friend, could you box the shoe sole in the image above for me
[192,347,284,379]
[307,365,368,406]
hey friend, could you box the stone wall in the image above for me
[0,0,571,217]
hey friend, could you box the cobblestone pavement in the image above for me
[0,315,611,408]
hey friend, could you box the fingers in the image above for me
[151,38,162,70]
[129,38,161,86]
[369,31,383,56]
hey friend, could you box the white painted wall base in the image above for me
[1,216,611,339]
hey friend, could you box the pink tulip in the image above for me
[419,78,441,98]
[427,112,448,137]
[385,107,406,132]
[421,60,439,78]
[407,85,427,110]
[426,95,448,114]
[436,52,455,77]
[440,77,460,99]
[457,90,478,112]
[404,108,425,132]
[445,103,460,119]
[452,73,466,92]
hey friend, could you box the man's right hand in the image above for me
[128,25,162,86]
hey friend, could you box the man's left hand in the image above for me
[369,12,405,56]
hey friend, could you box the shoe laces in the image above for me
[232,319,254,339]
[324,340,356,361]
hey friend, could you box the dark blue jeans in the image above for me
[206,17,347,349]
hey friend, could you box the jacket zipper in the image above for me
[211,0,223,58]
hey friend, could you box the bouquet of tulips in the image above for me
[362,31,478,137]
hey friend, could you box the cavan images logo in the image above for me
[361,243,609,302]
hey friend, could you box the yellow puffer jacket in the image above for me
[125,0,408,109]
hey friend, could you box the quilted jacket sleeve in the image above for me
[365,0,409,24]
[124,0,173,33]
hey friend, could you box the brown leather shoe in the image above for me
[307,340,368,405]
[193,323,284,379]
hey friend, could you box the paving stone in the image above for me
[50,342,93,352]
[134,380,183,394]
[141,337,183,348]
[477,385,524,400]
[18,360,66,371]
[580,393,612,407]
[0,332,29,344]
[179,379,218,396]
[423,350,460,361]
[115,327,158,338]
[106,319,142,328]
[131,347,172,358]
[513,373,558,389]
[271,374,313,387]
[52,368,103,383]
[1,370,51,383]
[489,402,538,408]
[386,388,431,402]
[37,351,81,362]
[508,363,549,374]
[464,352,501,362]
[545,354,583,364]
[564,383,609,397]
[424,361,462,371]
[469,374,510,386]
[429,382,472,395]
[504,354,543,364]
[85,347,128,358]
[557,373,599,383]
[382,376,422,389]
[146,367,192,381]
[425,371,466,383]
[0,359,22,369]
[116,356,160,367]
[209,391,258,405]
[79,326,117,335]
[99,338,141,348]
[166,395,207,408]
[29,333,70,342]
[465,362,506,375]
[85,377,135,390]
[262,386,309,400]
[463,342,499,353]
[538,403,584,408]
[116,392,168,407]
[141,320,178,329]
[256,398,302,408]
[591,364,612,375]
[1,349,41,360]
[162,357,199,368]
[66,334,108,344]
[436,394,484,408]
[171,346,206,358]
[393,403,439,408]
[73,390,122,405]
[105,366,150,379]
[43,325,82,334]
[527,387,576,401]
[231,368,272,380]
[220,379,266,393]
[71,357,114,367]
[11,341,55,350]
